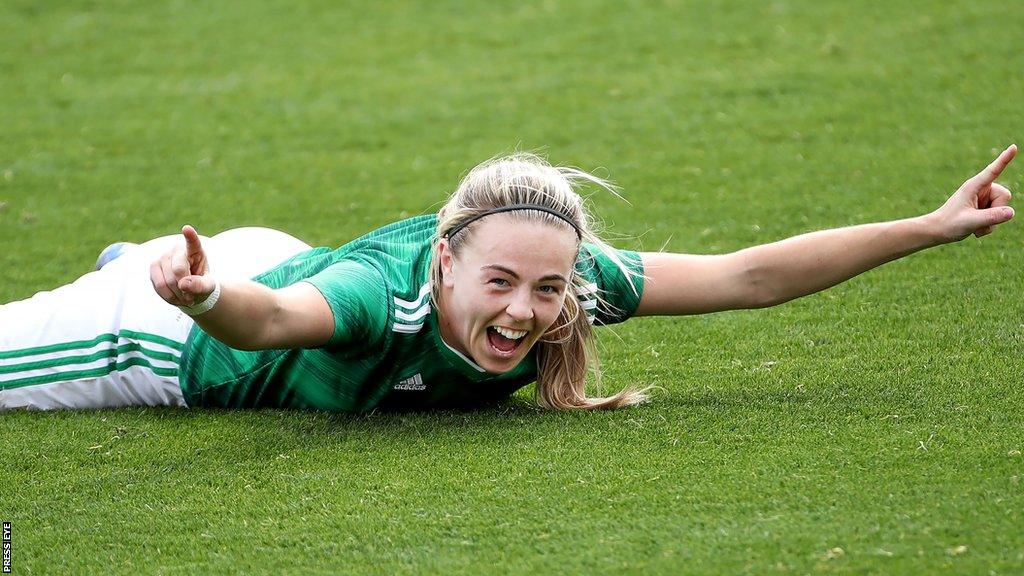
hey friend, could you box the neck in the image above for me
[435,287,468,357]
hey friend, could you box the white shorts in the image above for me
[0,227,311,410]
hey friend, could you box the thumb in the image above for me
[977,206,1015,228]
[989,205,1014,223]
[178,274,216,297]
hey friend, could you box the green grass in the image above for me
[2,0,1023,573]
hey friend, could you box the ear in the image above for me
[438,239,457,289]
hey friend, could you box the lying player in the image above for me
[0,146,1015,411]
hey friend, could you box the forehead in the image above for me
[460,214,578,275]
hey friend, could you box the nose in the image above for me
[505,289,534,323]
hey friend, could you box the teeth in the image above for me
[493,326,528,340]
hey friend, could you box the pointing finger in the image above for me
[182,225,204,259]
[975,144,1017,184]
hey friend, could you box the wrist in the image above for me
[914,212,954,247]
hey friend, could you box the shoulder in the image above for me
[339,214,438,252]
[304,215,440,347]
[301,259,391,348]
[574,242,645,325]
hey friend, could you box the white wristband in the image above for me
[178,279,221,316]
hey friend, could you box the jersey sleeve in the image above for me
[574,243,645,326]
[301,260,389,353]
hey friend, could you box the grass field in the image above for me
[2,0,1023,573]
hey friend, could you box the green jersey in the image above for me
[178,215,644,413]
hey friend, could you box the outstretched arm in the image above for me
[636,145,1016,316]
[150,225,334,349]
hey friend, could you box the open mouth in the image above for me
[486,326,529,355]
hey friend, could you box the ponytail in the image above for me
[535,284,649,410]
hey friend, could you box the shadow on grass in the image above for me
[5,382,819,433]
[3,384,823,476]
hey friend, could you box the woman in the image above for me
[0,147,1016,411]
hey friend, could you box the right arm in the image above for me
[150,225,334,350]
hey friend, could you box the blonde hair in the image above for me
[429,153,650,410]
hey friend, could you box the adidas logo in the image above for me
[394,373,425,391]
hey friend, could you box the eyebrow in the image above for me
[481,264,568,284]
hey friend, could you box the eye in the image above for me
[537,285,561,295]
[489,278,510,287]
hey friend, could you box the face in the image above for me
[438,214,579,374]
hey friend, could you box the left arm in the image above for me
[636,144,1016,316]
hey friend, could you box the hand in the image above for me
[930,145,1016,242]
[150,225,216,307]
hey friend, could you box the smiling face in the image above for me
[437,214,579,374]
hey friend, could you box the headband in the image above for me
[443,204,582,240]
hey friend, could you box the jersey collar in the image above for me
[429,310,535,382]
[429,311,493,381]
